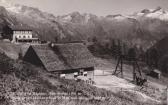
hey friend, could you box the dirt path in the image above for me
[93,70,163,104]
[94,70,135,91]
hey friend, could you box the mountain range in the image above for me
[0,4,168,51]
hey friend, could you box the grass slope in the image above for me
[0,52,161,105]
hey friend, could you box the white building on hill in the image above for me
[3,25,39,43]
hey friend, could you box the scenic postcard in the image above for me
[0,0,167,105]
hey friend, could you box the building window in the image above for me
[74,72,78,78]
[60,74,65,78]
[84,72,87,77]
[23,36,26,38]
[80,71,83,75]
[79,69,84,76]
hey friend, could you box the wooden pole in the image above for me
[121,55,123,78]
[93,69,94,81]
[133,61,136,82]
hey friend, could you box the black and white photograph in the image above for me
[0,0,167,105]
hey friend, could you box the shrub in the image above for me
[0,53,14,74]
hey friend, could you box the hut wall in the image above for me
[64,71,94,80]
[23,46,44,67]
[87,71,94,79]
[149,71,161,79]
[58,68,94,80]
[65,73,75,79]
[84,67,94,79]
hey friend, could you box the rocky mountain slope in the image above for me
[0,3,168,50]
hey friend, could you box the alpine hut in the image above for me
[23,42,95,79]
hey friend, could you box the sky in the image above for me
[1,0,168,16]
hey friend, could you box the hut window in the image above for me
[80,72,83,75]
[84,72,87,76]
[74,72,78,78]
[60,74,65,78]
[80,69,84,76]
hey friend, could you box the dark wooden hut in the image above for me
[23,43,95,79]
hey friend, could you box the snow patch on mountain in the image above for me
[6,5,22,14]
[84,13,91,23]
[135,7,168,21]
[145,8,168,20]
[62,15,72,22]
[114,15,126,20]
[106,14,128,21]
[0,0,13,7]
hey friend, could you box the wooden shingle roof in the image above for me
[25,43,95,72]
[31,44,69,71]
[10,25,32,31]
[52,43,95,69]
